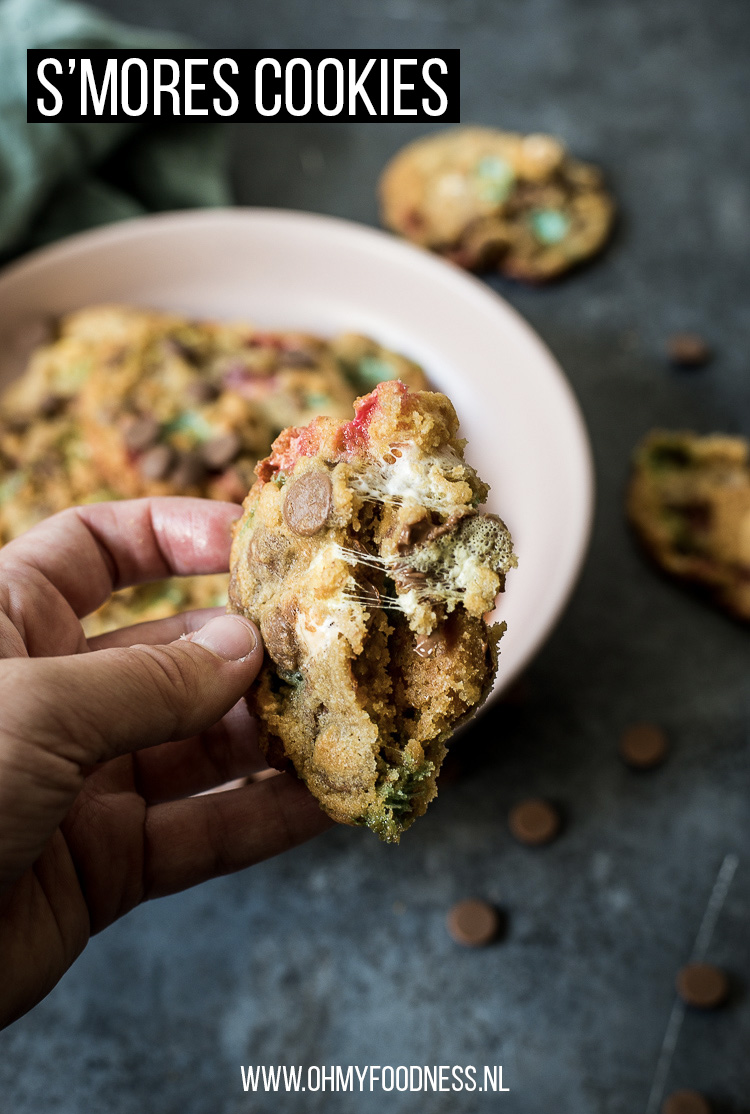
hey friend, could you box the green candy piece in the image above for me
[357,356,396,387]
[164,410,215,443]
[475,155,514,203]
[530,208,570,245]
[0,472,24,505]
[306,392,332,409]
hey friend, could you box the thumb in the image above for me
[1,614,262,768]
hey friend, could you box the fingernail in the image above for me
[188,614,258,661]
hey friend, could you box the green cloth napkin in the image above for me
[0,0,232,261]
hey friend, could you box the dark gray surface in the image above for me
[3,1,750,1111]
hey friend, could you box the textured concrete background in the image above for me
[2,1,750,1112]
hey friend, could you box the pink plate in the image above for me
[0,208,594,701]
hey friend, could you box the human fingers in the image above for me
[131,701,267,804]
[0,613,261,889]
[141,774,334,901]
[87,607,225,650]
[0,498,241,621]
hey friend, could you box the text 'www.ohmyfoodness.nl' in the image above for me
[240,1064,510,1093]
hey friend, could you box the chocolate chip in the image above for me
[202,432,241,470]
[283,470,332,536]
[260,606,300,673]
[357,579,380,608]
[662,1091,712,1114]
[278,349,317,368]
[415,630,444,659]
[394,568,428,593]
[667,333,711,367]
[619,723,669,769]
[170,450,209,489]
[38,393,64,418]
[122,415,160,453]
[676,963,729,1009]
[186,379,220,404]
[508,798,561,846]
[447,900,500,947]
[165,336,200,363]
[139,444,175,481]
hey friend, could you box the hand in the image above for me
[0,497,332,1029]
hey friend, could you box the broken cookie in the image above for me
[228,380,516,842]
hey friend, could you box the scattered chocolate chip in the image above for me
[676,963,729,1010]
[139,444,175,481]
[38,393,64,418]
[447,900,500,947]
[277,349,317,368]
[202,432,242,470]
[283,470,332,536]
[667,333,712,368]
[165,336,200,363]
[619,723,669,769]
[260,606,300,673]
[122,415,160,453]
[662,1091,712,1114]
[185,379,220,404]
[508,798,561,846]
[170,450,209,489]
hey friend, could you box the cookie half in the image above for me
[379,126,615,281]
[628,430,750,619]
[228,380,516,841]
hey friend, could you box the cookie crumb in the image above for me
[619,723,668,769]
[676,962,729,1009]
[447,900,501,947]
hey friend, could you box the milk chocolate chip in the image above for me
[170,450,208,488]
[283,470,332,536]
[447,900,500,947]
[619,723,668,769]
[122,415,160,453]
[508,798,561,846]
[260,606,300,673]
[662,1091,712,1114]
[139,444,174,481]
[667,333,711,368]
[676,963,729,1009]
[415,630,444,658]
[202,432,241,470]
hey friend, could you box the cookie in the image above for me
[0,305,430,631]
[228,380,516,841]
[0,414,100,543]
[379,126,615,282]
[627,430,750,619]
